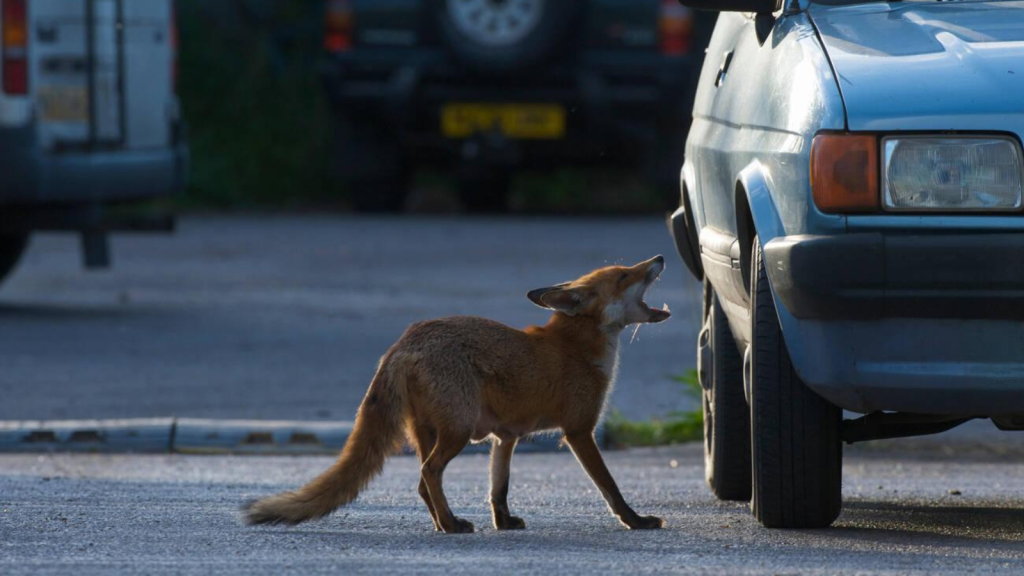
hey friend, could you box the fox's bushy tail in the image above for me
[243,361,406,525]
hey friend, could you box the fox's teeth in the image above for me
[662,303,670,312]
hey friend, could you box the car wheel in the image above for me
[433,0,584,75]
[749,235,842,528]
[700,280,752,501]
[458,172,511,213]
[0,233,28,285]
[335,115,411,213]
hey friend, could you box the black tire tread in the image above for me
[458,173,511,214]
[704,287,751,501]
[335,115,410,213]
[750,237,842,528]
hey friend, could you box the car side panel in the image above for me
[686,12,845,343]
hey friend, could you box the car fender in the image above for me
[681,161,702,230]
[735,159,835,399]
[736,160,785,248]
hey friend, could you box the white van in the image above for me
[0,0,187,282]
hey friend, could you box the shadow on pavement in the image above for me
[836,500,1024,546]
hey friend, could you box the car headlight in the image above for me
[883,136,1024,212]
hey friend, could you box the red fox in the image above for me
[244,256,671,533]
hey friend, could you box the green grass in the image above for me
[605,370,704,447]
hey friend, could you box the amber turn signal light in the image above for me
[810,134,879,213]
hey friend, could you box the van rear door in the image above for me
[31,0,173,151]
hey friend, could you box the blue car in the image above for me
[669,0,1024,528]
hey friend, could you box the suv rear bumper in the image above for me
[0,125,189,206]
[762,232,1024,415]
[322,49,698,165]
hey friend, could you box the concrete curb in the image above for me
[0,418,599,455]
[0,419,175,453]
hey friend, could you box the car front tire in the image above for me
[458,171,511,213]
[701,281,752,501]
[750,235,842,528]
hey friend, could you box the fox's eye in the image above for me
[618,273,628,284]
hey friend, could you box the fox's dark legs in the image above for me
[421,429,474,534]
[489,437,525,530]
[413,426,441,531]
[564,432,664,530]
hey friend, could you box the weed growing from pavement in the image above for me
[605,370,702,447]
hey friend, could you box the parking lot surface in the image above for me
[3,440,1024,575]
[0,215,700,422]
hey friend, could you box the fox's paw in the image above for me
[494,515,527,530]
[626,515,665,530]
[443,517,475,534]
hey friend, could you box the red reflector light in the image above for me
[660,0,693,56]
[324,32,351,53]
[324,0,353,53]
[2,56,25,94]
[2,0,27,95]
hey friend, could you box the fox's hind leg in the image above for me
[421,429,473,534]
[412,425,441,531]
[490,437,525,530]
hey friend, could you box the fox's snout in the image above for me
[643,255,666,282]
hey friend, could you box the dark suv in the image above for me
[321,0,711,212]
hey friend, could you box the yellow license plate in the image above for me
[38,85,89,122]
[442,104,565,139]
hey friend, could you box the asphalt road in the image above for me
[0,215,701,423]
[4,440,1024,575]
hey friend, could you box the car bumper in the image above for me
[763,233,1024,415]
[0,125,189,205]
[321,49,698,163]
[764,233,1024,320]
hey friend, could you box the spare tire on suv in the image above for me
[434,0,583,74]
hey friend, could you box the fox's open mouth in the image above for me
[640,259,671,323]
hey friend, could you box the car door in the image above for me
[687,12,754,336]
[687,9,847,345]
[32,0,174,152]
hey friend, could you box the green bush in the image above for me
[177,0,336,208]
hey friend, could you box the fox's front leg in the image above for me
[565,431,664,530]
[490,437,526,530]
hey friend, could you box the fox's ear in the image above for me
[527,282,569,309]
[528,284,585,315]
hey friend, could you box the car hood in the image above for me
[810,1,1024,133]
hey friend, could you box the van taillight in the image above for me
[659,0,693,56]
[324,0,353,53]
[2,0,27,95]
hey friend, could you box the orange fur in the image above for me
[243,256,670,533]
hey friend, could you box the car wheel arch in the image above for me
[735,160,786,248]
[735,161,826,396]
[734,182,755,296]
